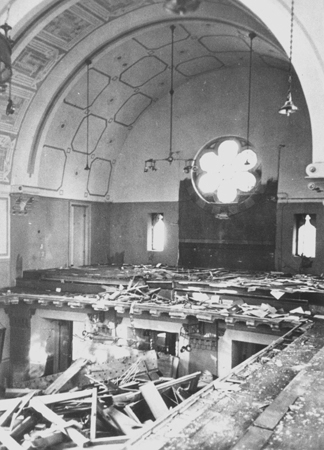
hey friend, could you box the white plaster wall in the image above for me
[110,65,310,203]
[239,0,324,164]
[30,309,149,375]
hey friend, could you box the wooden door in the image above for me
[45,320,73,375]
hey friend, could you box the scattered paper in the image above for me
[270,289,285,299]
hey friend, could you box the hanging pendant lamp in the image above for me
[279,0,298,116]
[84,59,91,171]
[144,25,194,173]
[278,88,298,116]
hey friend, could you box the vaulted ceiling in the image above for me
[0,0,314,201]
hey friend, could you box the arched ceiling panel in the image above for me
[1,0,309,199]
[87,158,112,198]
[38,145,66,191]
[64,68,111,109]
[72,114,107,155]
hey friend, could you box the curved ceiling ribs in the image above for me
[0,0,289,200]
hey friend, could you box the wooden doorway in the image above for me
[44,320,73,375]
[70,203,90,267]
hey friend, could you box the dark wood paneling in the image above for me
[178,179,276,270]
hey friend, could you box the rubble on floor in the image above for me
[0,350,201,450]
[1,265,319,330]
[122,320,324,450]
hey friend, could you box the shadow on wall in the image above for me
[16,254,23,279]
[107,251,125,266]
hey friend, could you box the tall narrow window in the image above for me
[294,214,316,257]
[148,213,165,251]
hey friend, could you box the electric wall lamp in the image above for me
[180,344,192,353]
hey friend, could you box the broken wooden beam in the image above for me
[139,382,169,419]
[30,398,90,448]
[103,406,143,436]
[38,389,93,405]
[30,429,65,450]
[113,371,201,404]
[0,398,21,427]
[10,390,37,431]
[43,358,88,395]
[0,427,24,450]
[90,388,97,441]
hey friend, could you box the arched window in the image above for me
[294,214,316,258]
[148,213,165,251]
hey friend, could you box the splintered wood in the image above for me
[0,352,201,450]
[43,358,88,395]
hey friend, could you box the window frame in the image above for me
[147,212,165,252]
[293,213,316,258]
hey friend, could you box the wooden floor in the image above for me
[4,265,324,449]
[122,320,324,450]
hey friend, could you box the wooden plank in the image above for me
[139,382,169,419]
[123,404,142,425]
[0,398,21,427]
[96,403,120,433]
[39,389,93,405]
[113,371,201,404]
[10,415,39,441]
[10,391,37,431]
[231,425,273,450]
[43,358,88,395]
[87,435,130,444]
[15,278,105,294]
[5,388,37,397]
[154,371,201,394]
[30,430,65,449]
[90,388,97,441]
[30,398,90,447]
[0,427,24,450]
[104,406,143,435]
[254,370,313,430]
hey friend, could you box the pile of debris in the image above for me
[0,353,201,450]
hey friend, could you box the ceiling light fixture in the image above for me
[144,25,194,173]
[163,0,201,15]
[84,59,91,171]
[279,0,298,116]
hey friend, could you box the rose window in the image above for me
[191,136,261,206]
